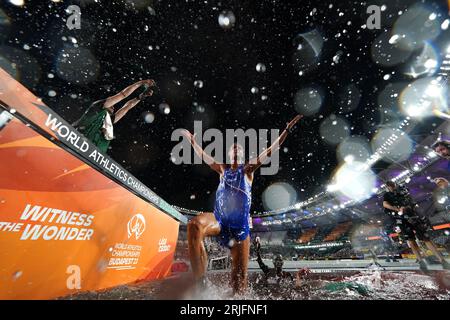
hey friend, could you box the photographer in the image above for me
[382,181,450,272]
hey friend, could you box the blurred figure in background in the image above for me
[254,237,293,286]
[382,180,450,272]
[433,140,450,159]
[434,177,450,190]
[433,141,450,171]
[379,226,399,263]
[433,177,450,213]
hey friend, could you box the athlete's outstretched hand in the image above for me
[181,129,196,144]
[254,237,261,253]
[286,114,303,131]
[245,115,303,174]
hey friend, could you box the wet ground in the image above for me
[61,269,450,300]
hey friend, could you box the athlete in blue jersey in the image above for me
[182,115,302,294]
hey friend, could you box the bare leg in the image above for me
[407,240,424,260]
[230,236,250,295]
[103,82,145,110]
[230,255,238,293]
[114,98,141,123]
[424,241,446,263]
[102,92,127,110]
[187,212,220,280]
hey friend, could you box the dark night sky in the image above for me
[0,0,448,214]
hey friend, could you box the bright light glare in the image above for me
[344,154,355,164]
[428,150,438,158]
[424,59,437,69]
[9,0,24,5]
[405,104,424,117]
[331,161,377,202]
[425,83,442,97]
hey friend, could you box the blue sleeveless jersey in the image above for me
[214,165,252,247]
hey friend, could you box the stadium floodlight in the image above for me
[428,150,438,158]
[425,83,442,98]
[327,184,339,192]
[344,154,354,164]
[405,104,423,117]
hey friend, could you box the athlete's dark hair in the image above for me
[432,140,450,151]
[386,180,396,188]
[231,143,243,148]
[228,143,244,153]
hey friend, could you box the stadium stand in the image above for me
[297,228,317,244]
[323,222,353,242]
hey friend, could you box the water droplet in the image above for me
[12,270,22,280]
[256,63,266,73]
[194,80,203,88]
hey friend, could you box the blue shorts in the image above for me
[214,213,250,248]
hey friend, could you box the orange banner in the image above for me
[0,70,181,299]
[0,114,180,299]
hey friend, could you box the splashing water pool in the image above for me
[61,270,450,300]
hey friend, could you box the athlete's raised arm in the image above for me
[181,129,225,175]
[245,114,302,174]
